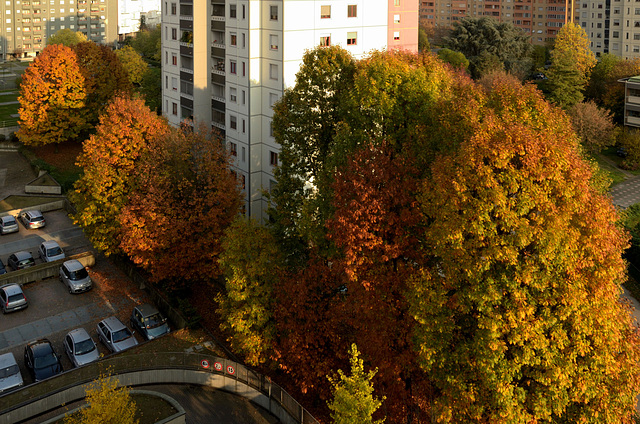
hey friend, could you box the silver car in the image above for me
[59,260,92,294]
[0,284,28,313]
[39,241,65,262]
[18,210,45,229]
[63,328,100,367]
[0,216,18,235]
[0,353,23,393]
[96,316,138,353]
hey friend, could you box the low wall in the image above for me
[24,185,61,195]
[39,389,186,424]
[0,251,95,286]
[0,199,66,217]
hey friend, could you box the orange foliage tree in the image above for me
[73,96,169,256]
[17,44,87,146]
[119,125,242,287]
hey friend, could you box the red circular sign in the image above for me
[201,360,210,369]
[227,365,236,375]
[214,362,223,371]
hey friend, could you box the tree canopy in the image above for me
[116,45,149,85]
[47,28,88,47]
[64,374,138,424]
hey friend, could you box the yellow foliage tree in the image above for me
[64,374,138,424]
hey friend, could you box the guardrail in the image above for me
[0,352,319,424]
[0,251,95,286]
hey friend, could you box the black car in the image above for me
[24,339,62,382]
[0,259,6,275]
[7,252,35,271]
[130,304,170,341]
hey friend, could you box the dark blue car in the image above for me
[24,339,62,382]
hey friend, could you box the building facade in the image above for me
[162,0,418,221]
[118,0,161,38]
[0,0,117,59]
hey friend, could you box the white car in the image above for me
[64,328,100,367]
[39,241,65,262]
[0,353,23,393]
[0,216,18,235]
[97,316,138,353]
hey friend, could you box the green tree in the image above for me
[217,218,283,366]
[17,44,87,146]
[72,96,168,255]
[64,374,138,424]
[119,125,242,287]
[585,53,619,102]
[444,17,532,79]
[327,344,385,424]
[129,25,161,62]
[47,28,88,47]
[618,128,640,170]
[116,45,148,85]
[544,22,596,109]
[137,66,162,112]
[437,48,469,70]
[418,25,430,53]
[409,79,640,422]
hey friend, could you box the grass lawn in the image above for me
[20,141,84,192]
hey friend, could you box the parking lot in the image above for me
[0,152,154,386]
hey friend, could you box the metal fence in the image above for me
[0,352,319,424]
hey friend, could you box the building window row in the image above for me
[321,4,358,18]
[318,32,358,46]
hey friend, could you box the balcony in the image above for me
[625,116,640,127]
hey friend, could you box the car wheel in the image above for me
[68,286,73,294]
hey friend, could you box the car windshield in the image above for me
[31,216,44,222]
[70,268,89,280]
[19,259,34,267]
[0,365,19,379]
[3,218,16,226]
[74,339,96,355]
[144,313,165,329]
[47,247,62,256]
[112,328,132,343]
[33,353,57,369]
[7,294,23,303]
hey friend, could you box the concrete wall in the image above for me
[0,251,95,286]
[0,199,66,218]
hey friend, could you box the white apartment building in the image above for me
[118,0,161,37]
[162,0,409,221]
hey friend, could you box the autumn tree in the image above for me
[544,22,596,109]
[64,374,138,424]
[217,218,283,366]
[116,46,148,85]
[599,58,640,123]
[409,80,640,422]
[568,100,617,153]
[444,17,532,79]
[74,41,132,130]
[47,28,88,46]
[119,125,242,287]
[17,44,86,146]
[327,344,385,424]
[617,128,640,170]
[73,96,169,255]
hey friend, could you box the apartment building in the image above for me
[118,0,160,38]
[0,0,117,59]
[419,0,577,45]
[162,0,418,221]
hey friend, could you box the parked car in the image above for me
[18,210,45,229]
[0,259,6,276]
[96,316,138,353]
[24,339,62,382]
[7,251,35,271]
[63,328,100,367]
[0,216,18,235]
[0,352,23,393]
[59,260,92,294]
[39,241,65,262]
[130,304,170,341]
[0,284,28,313]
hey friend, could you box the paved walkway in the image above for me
[610,175,640,209]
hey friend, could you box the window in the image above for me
[320,35,330,46]
[242,4,245,18]
[172,102,177,115]
[321,5,331,18]
[270,121,274,137]
[394,14,400,23]
[172,53,177,65]
[270,5,277,20]
[230,87,237,102]
[270,151,279,166]
[165,75,168,88]
[270,34,278,50]
[347,31,357,45]
[170,2,175,14]
[393,31,400,40]
[164,1,167,14]
[241,174,246,189]
[348,4,357,17]
[242,32,246,48]
[171,27,176,40]
[230,32,237,46]
[394,0,400,5]
[230,60,236,74]
[242,119,246,133]
[171,77,177,90]
[230,115,237,129]
[241,90,246,104]
[242,61,246,76]
[269,93,278,106]
[230,4,236,18]
[269,63,278,80]
[242,147,246,162]
[229,142,237,156]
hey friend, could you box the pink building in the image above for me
[389,0,419,52]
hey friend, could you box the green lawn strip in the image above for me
[591,152,627,185]
[51,392,178,424]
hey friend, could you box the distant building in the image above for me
[118,0,160,39]
[0,0,117,59]
[161,0,419,221]
[622,76,640,127]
